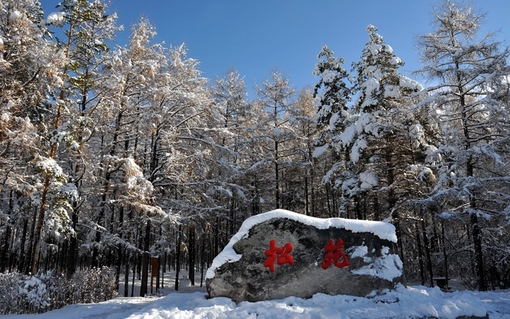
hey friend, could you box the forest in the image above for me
[1,0,510,314]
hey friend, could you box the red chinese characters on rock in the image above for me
[264,239,294,272]
[321,238,350,269]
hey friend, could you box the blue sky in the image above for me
[40,0,510,98]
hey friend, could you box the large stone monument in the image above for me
[206,209,405,303]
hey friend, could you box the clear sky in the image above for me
[40,0,510,98]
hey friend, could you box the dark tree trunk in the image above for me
[175,227,182,291]
[373,197,380,221]
[275,132,280,209]
[67,211,78,278]
[131,261,136,297]
[1,191,14,272]
[25,207,38,274]
[115,245,122,292]
[471,212,487,291]
[31,174,51,274]
[355,197,362,220]
[416,222,425,286]
[115,207,124,290]
[0,224,11,273]
[441,222,449,283]
[214,218,219,255]
[188,228,195,286]
[18,218,28,272]
[200,237,205,287]
[421,219,434,287]
[392,211,405,281]
[124,252,130,297]
[304,170,310,216]
[140,218,151,297]
[93,177,110,269]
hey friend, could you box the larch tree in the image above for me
[254,71,296,210]
[209,69,252,249]
[416,0,510,291]
[286,87,318,215]
[147,43,214,291]
[95,18,168,296]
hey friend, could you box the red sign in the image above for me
[264,239,294,272]
[322,238,350,269]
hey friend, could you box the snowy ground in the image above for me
[1,270,510,319]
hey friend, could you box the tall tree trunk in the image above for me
[115,244,122,292]
[0,224,10,272]
[124,251,130,297]
[355,197,362,220]
[115,206,124,290]
[0,191,13,272]
[214,217,219,255]
[93,173,110,268]
[275,140,280,209]
[471,212,487,291]
[392,210,405,280]
[67,211,78,278]
[441,222,449,284]
[188,228,195,286]
[373,197,380,221]
[200,237,205,287]
[416,222,425,286]
[25,207,38,273]
[304,169,310,216]
[31,174,51,274]
[175,226,182,291]
[131,261,136,297]
[421,218,434,287]
[140,218,151,296]
[19,218,28,273]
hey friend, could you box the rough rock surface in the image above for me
[206,210,405,303]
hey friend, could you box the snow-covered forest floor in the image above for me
[116,269,208,298]
[2,270,510,319]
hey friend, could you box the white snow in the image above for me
[352,252,403,281]
[3,285,509,319]
[312,144,328,158]
[360,78,380,108]
[322,69,339,83]
[329,111,339,130]
[9,10,23,21]
[35,157,65,179]
[338,124,356,147]
[399,74,424,91]
[349,244,369,259]
[350,136,367,163]
[359,170,378,190]
[205,209,397,279]
[44,12,66,26]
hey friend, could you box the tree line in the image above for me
[1,0,509,303]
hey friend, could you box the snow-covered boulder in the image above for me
[206,209,405,303]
